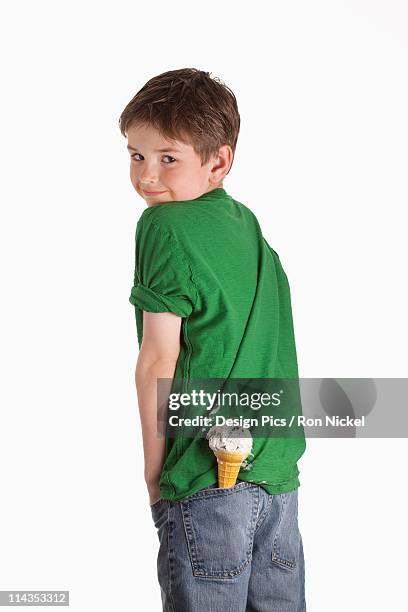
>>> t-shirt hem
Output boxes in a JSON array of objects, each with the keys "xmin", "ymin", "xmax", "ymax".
[{"xmin": 239, "ymin": 474, "xmax": 301, "ymax": 495}]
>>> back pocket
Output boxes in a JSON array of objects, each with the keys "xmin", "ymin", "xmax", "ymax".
[
  {"xmin": 180, "ymin": 481, "xmax": 258, "ymax": 579},
  {"xmin": 271, "ymin": 490, "xmax": 301, "ymax": 570}
]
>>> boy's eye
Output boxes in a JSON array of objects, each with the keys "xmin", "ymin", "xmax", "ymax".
[{"xmin": 131, "ymin": 153, "xmax": 176, "ymax": 164}]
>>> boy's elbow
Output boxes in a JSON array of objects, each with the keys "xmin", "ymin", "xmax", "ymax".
[{"xmin": 135, "ymin": 347, "xmax": 180, "ymax": 382}]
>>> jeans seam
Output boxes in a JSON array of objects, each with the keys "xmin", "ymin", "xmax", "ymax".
[
  {"xmin": 255, "ymin": 486, "xmax": 261, "ymax": 524},
  {"xmin": 167, "ymin": 504, "xmax": 176, "ymax": 612},
  {"xmin": 254, "ymin": 491, "xmax": 273, "ymax": 533},
  {"xmin": 272, "ymin": 493, "xmax": 285, "ymax": 565}
]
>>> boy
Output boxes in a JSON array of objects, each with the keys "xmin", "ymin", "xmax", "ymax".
[{"xmin": 119, "ymin": 68, "xmax": 307, "ymax": 611}]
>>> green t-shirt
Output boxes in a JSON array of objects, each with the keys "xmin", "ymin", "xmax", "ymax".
[{"xmin": 129, "ymin": 187, "xmax": 306, "ymax": 501}]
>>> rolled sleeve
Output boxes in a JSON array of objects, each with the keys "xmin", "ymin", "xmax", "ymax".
[
  {"xmin": 129, "ymin": 216, "xmax": 197, "ymax": 318},
  {"xmin": 129, "ymin": 283, "xmax": 194, "ymax": 317}
]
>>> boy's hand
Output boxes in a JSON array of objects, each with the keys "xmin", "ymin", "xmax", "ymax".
[{"xmin": 148, "ymin": 481, "xmax": 161, "ymax": 506}]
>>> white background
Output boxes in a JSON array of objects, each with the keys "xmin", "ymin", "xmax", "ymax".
[{"xmin": 0, "ymin": 1, "xmax": 407, "ymax": 610}]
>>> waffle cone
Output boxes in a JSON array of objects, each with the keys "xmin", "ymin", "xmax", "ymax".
[{"xmin": 215, "ymin": 449, "xmax": 250, "ymax": 488}]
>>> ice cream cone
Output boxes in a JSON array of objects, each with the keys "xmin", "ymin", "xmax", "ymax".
[{"xmin": 215, "ymin": 449, "xmax": 250, "ymax": 488}]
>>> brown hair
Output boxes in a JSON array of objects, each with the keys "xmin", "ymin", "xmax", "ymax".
[{"xmin": 118, "ymin": 68, "xmax": 240, "ymax": 172}]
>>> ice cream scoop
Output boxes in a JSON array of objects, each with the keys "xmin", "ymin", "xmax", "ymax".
[{"xmin": 206, "ymin": 425, "xmax": 253, "ymax": 488}]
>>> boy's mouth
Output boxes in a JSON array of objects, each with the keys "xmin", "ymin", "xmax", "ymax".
[{"xmin": 143, "ymin": 190, "xmax": 166, "ymax": 196}]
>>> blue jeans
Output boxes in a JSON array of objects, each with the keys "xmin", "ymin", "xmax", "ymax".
[{"xmin": 150, "ymin": 481, "xmax": 306, "ymax": 611}]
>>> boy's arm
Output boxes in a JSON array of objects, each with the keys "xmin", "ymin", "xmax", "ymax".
[{"xmin": 135, "ymin": 310, "xmax": 182, "ymax": 504}]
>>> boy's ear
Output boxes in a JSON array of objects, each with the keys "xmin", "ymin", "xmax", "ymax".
[
  {"xmin": 207, "ymin": 144, "xmax": 233, "ymax": 183},
  {"xmin": 139, "ymin": 311, "xmax": 182, "ymax": 364}
]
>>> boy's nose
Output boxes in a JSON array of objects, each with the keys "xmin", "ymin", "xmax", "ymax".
[
  {"xmin": 139, "ymin": 164, "xmax": 159, "ymax": 183},
  {"xmin": 140, "ymin": 173, "xmax": 159, "ymax": 182}
]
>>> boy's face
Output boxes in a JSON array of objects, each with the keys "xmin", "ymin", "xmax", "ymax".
[{"xmin": 126, "ymin": 123, "xmax": 227, "ymax": 207}]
